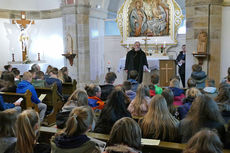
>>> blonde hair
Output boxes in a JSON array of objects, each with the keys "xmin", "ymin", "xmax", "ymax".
[
  {"xmin": 22, "ymin": 72, "xmax": 32, "ymax": 81},
  {"xmin": 132, "ymin": 84, "xmax": 150, "ymax": 116},
  {"xmin": 108, "ymin": 117, "xmax": 142, "ymax": 150},
  {"xmin": 0, "ymin": 109, "xmax": 17, "ymax": 137},
  {"xmin": 169, "ymin": 78, "xmax": 180, "ymax": 88},
  {"xmin": 65, "ymin": 89, "xmax": 88, "ymax": 106},
  {"xmin": 16, "ymin": 109, "xmax": 40, "ymax": 153},
  {"xmin": 58, "ymin": 70, "xmax": 64, "ymax": 83},
  {"xmin": 186, "ymin": 88, "xmax": 201, "ymax": 98},
  {"xmin": 140, "ymin": 95, "xmax": 179, "ymax": 141},
  {"xmin": 64, "ymin": 106, "xmax": 94, "ymax": 136},
  {"xmin": 183, "ymin": 129, "xmax": 223, "ymax": 153}
]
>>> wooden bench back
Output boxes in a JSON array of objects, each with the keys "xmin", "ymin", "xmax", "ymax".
[
  {"xmin": 39, "ymin": 126, "xmax": 230, "ymax": 153},
  {"xmin": 62, "ymin": 79, "xmax": 77, "ymax": 96},
  {"xmin": 0, "ymin": 90, "xmax": 38, "ymax": 111},
  {"xmin": 35, "ymin": 84, "xmax": 59, "ymax": 106}
]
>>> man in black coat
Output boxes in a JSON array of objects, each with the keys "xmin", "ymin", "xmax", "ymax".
[
  {"xmin": 125, "ymin": 41, "xmax": 148, "ymax": 83},
  {"xmin": 176, "ymin": 44, "xmax": 186, "ymax": 87}
]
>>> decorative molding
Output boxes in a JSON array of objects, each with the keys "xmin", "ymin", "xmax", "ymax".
[
  {"xmin": 223, "ymin": 0, "xmax": 230, "ymax": 6},
  {"xmin": 0, "ymin": 8, "xmax": 62, "ymax": 19}
]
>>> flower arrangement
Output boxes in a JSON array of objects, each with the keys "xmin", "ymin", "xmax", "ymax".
[{"xmin": 23, "ymin": 55, "xmax": 32, "ymax": 64}]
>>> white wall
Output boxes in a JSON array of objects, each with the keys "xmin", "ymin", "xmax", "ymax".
[
  {"xmin": 0, "ymin": 17, "xmax": 64, "ymax": 71},
  {"xmin": 221, "ymin": 6, "xmax": 230, "ymax": 80},
  {"xmin": 0, "ymin": 0, "xmax": 61, "ymax": 10}
]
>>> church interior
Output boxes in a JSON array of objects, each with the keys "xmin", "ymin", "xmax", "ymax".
[{"xmin": 1, "ymin": 0, "xmax": 230, "ymax": 153}]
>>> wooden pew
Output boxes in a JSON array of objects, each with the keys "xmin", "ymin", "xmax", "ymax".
[
  {"xmin": 62, "ymin": 79, "xmax": 77, "ymax": 96},
  {"xmin": 35, "ymin": 84, "xmax": 64, "ymax": 126},
  {"xmin": 0, "ymin": 90, "xmax": 38, "ymax": 111},
  {"xmin": 39, "ymin": 126, "xmax": 230, "ymax": 153}
]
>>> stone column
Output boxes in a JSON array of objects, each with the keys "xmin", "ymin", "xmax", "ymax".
[
  {"xmin": 61, "ymin": 0, "xmax": 91, "ymax": 88},
  {"xmin": 186, "ymin": 0, "xmax": 222, "ymax": 84}
]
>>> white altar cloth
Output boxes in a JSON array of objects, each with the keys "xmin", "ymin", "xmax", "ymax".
[
  {"xmin": 118, "ymin": 56, "xmax": 169, "ymax": 72},
  {"xmin": 9, "ymin": 61, "xmax": 49, "ymax": 74}
]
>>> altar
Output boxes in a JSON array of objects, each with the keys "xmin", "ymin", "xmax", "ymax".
[
  {"xmin": 8, "ymin": 61, "xmax": 49, "ymax": 75},
  {"xmin": 118, "ymin": 56, "xmax": 176, "ymax": 86}
]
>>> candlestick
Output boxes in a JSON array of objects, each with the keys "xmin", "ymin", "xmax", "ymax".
[
  {"xmin": 163, "ymin": 41, "xmax": 166, "ymax": 48},
  {"xmin": 12, "ymin": 53, "xmax": 15, "ymax": 62},
  {"xmin": 38, "ymin": 53, "xmax": 40, "ymax": 61}
]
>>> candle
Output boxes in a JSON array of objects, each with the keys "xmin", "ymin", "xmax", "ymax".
[
  {"xmin": 163, "ymin": 41, "xmax": 166, "ymax": 48},
  {"xmin": 155, "ymin": 38, "xmax": 158, "ymax": 45},
  {"xmin": 127, "ymin": 44, "xmax": 129, "ymax": 49}
]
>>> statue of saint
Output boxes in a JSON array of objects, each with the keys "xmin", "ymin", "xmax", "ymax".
[
  {"xmin": 129, "ymin": 0, "xmax": 148, "ymax": 37},
  {"xmin": 197, "ymin": 32, "xmax": 207, "ymax": 53}
]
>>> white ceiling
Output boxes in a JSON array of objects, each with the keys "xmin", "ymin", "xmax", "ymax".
[{"xmin": 0, "ymin": 0, "xmax": 61, "ymax": 10}]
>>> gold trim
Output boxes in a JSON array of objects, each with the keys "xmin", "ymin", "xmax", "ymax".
[{"xmin": 116, "ymin": 0, "xmax": 184, "ymax": 46}]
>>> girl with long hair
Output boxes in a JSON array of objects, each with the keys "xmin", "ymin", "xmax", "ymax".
[
  {"xmin": 56, "ymin": 89, "xmax": 89, "ymax": 129},
  {"xmin": 139, "ymin": 94, "xmax": 179, "ymax": 141},
  {"xmin": 94, "ymin": 88, "xmax": 131, "ymax": 134},
  {"xmin": 5, "ymin": 109, "xmax": 50, "ymax": 153},
  {"xmin": 51, "ymin": 106, "xmax": 100, "ymax": 153},
  {"xmin": 0, "ymin": 109, "xmax": 17, "ymax": 153},
  {"xmin": 60, "ymin": 67, "xmax": 72, "ymax": 83},
  {"xmin": 161, "ymin": 88, "xmax": 176, "ymax": 116},
  {"xmin": 104, "ymin": 117, "xmax": 142, "ymax": 153},
  {"xmin": 179, "ymin": 95, "xmax": 225, "ymax": 143},
  {"xmin": 183, "ymin": 129, "xmax": 223, "ymax": 153},
  {"xmin": 128, "ymin": 84, "xmax": 151, "ymax": 117}
]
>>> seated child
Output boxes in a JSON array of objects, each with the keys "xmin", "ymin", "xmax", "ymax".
[
  {"xmin": 0, "ymin": 80, "xmax": 21, "ymax": 113},
  {"xmin": 203, "ymin": 79, "xmax": 217, "ymax": 99},
  {"xmin": 85, "ymin": 84, "xmax": 104, "ymax": 110},
  {"xmin": 191, "ymin": 64, "xmax": 207, "ymax": 89},
  {"xmin": 128, "ymin": 70, "xmax": 139, "ymax": 92},
  {"xmin": 123, "ymin": 80, "xmax": 136, "ymax": 101},
  {"xmin": 32, "ymin": 71, "xmax": 46, "ymax": 87},
  {"xmin": 169, "ymin": 78, "xmax": 185, "ymax": 106},
  {"xmin": 12, "ymin": 69, "xmax": 20, "ymax": 86},
  {"xmin": 187, "ymin": 77, "xmax": 196, "ymax": 88},
  {"xmin": 149, "ymin": 73, "xmax": 162, "ymax": 97}
]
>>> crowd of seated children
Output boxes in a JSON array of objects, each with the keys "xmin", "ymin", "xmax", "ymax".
[
  {"xmin": 0, "ymin": 80, "xmax": 21, "ymax": 112},
  {"xmin": 56, "ymin": 89, "xmax": 88, "ymax": 129},
  {"xmin": 149, "ymin": 73, "xmax": 162, "ymax": 97},
  {"xmin": 16, "ymin": 72, "xmax": 47, "ymax": 121},
  {"xmin": 215, "ymin": 83, "xmax": 230, "ymax": 122},
  {"xmin": 128, "ymin": 84, "xmax": 151, "ymax": 117},
  {"xmin": 12, "ymin": 69, "xmax": 20, "ymax": 85},
  {"xmin": 190, "ymin": 64, "xmax": 207, "ymax": 89},
  {"xmin": 45, "ymin": 67, "xmax": 62, "ymax": 95},
  {"xmin": 32, "ymin": 71, "xmax": 46, "ymax": 87},
  {"xmin": 85, "ymin": 84, "xmax": 104, "ymax": 111},
  {"xmin": 5, "ymin": 109, "xmax": 51, "ymax": 153},
  {"xmin": 94, "ymin": 88, "xmax": 131, "ymax": 134},
  {"xmin": 161, "ymin": 88, "xmax": 177, "ymax": 117},
  {"xmin": 169, "ymin": 78, "xmax": 185, "ymax": 106},
  {"xmin": 179, "ymin": 95, "xmax": 225, "ymax": 143},
  {"xmin": 0, "ymin": 109, "xmax": 17, "ymax": 153},
  {"xmin": 60, "ymin": 67, "xmax": 72, "ymax": 83},
  {"xmin": 183, "ymin": 129, "xmax": 223, "ymax": 153},
  {"xmin": 187, "ymin": 77, "xmax": 196, "ymax": 88},
  {"xmin": 127, "ymin": 70, "xmax": 139, "ymax": 92},
  {"xmin": 100, "ymin": 72, "xmax": 117, "ymax": 101},
  {"xmin": 1, "ymin": 71, "xmax": 17, "ymax": 92},
  {"xmin": 177, "ymin": 88, "xmax": 201, "ymax": 120},
  {"xmin": 104, "ymin": 117, "xmax": 142, "ymax": 153},
  {"xmin": 139, "ymin": 95, "xmax": 179, "ymax": 141},
  {"xmin": 123, "ymin": 80, "xmax": 136, "ymax": 101},
  {"xmin": 203, "ymin": 79, "xmax": 218, "ymax": 99},
  {"xmin": 51, "ymin": 106, "xmax": 100, "ymax": 153}
]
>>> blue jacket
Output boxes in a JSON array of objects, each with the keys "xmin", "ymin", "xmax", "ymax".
[
  {"xmin": 16, "ymin": 80, "xmax": 40, "ymax": 104},
  {"xmin": 0, "ymin": 95, "xmax": 15, "ymax": 111},
  {"xmin": 46, "ymin": 78, "xmax": 62, "ymax": 94},
  {"xmin": 128, "ymin": 79, "xmax": 139, "ymax": 92},
  {"xmin": 169, "ymin": 87, "xmax": 184, "ymax": 96}
]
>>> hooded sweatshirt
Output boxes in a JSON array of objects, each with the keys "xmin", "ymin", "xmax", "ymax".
[
  {"xmin": 51, "ymin": 134, "xmax": 100, "ymax": 153},
  {"xmin": 16, "ymin": 80, "xmax": 40, "ymax": 104},
  {"xmin": 191, "ymin": 71, "xmax": 207, "ymax": 89}
]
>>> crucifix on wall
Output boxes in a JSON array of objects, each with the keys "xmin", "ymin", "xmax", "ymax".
[{"xmin": 12, "ymin": 11, "xmax": 35, "ymax": 62}]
